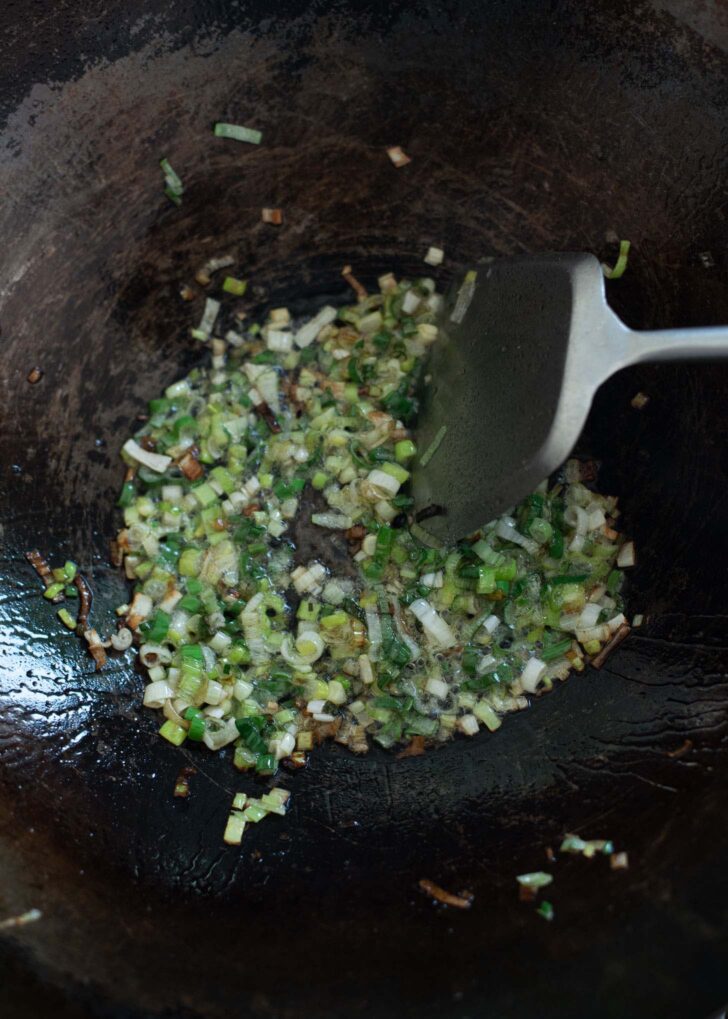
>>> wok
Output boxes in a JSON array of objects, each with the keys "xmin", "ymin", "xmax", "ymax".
[{"xmin": 1, "ymin": 1, "xmax": 727, "ymax": 1017}]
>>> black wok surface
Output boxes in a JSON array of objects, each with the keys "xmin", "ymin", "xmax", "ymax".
[{"xmin": 1, "ymin": 2, "xmax": 728, "ymax": 1016}]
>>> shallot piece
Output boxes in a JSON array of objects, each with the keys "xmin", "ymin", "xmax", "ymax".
[{"xmin": 419, "ymin": 878, "xmax": 473, "ymax": 909}]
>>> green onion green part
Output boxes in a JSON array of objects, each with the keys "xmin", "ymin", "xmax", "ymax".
[
  {"xmin": 222, "ymin": 276, "xmax": 247, "ymax": 296},
  {"xmin": 602, "ymin": 239, "xmax": 631, "ymax": 280},
  {"xmin": 536, "ymin": 900, "xmax": 554, "ymax": 921},
  {"xmin": 517, "ymin": 871, "xmax": 553, "ymax": 890},
  {"xmin": 160, "ymin": 157, "xmax": 184, "ymax": 205},
  {"xmin": 213, "ymin": 123, "xmax": 262, "ymax": 145},
  {"xmin": 57, "ymin": 607, "xmax": 77, "ymax": 630},
  {"xmin": 419, "ymin": 425, "xmax": 447, "ymax": 468}
]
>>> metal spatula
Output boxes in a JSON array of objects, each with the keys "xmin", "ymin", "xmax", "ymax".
[{"xmin": 412, "ymin": 252, "xmax": 728, "ymax": 544}]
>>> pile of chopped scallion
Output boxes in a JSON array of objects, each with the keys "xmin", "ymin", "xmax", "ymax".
[{"xmin": 113, "ymin": 268, "xmax": 634, "ymax": 774}]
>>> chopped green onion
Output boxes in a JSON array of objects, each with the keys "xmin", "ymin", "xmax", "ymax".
[
  {"xmin": 186, "ymin": 714, "xmax": 205, "ymax": 741},
  {"xmin": 234, "ymin": 746, "xmax": 257, "ymax": 771},
  {"xmin": 516, "ymin": 871, "xmax": 553, "ymax": 890},
  {"xmin": 113, "ymin": 266, "xmax": 629, "ymax": 779},
  {"xmin": 57, "ymin": 607, "xmax": 77, "ymax": 630},
  {"xmin": 529, "ymin": 518, "xmax": 553, "ymax": 544},
  {"xmin": 381, "ymin": 461, "xmax": 410, "ymax": 485},
  {"xmin": 213, "ymin": 122, "xmax": 262, "ymax": 145},
  {"xmin": 254, "ymin": 749, "xmax": 278, "ymax": 774},
  {"xmin": 602, "ymin": 239, "xmax": 631, "ymax": 280},
  {"xmin": 160, "ymin": 157, "xmax": 182, "ymax": 190},
  {"xmin": 560, "ymin": 834, "xmax": 614, "ymax": 858},
  {"xmin": 117, "ymin": 482, "xmax": 136, "ymax": 508},
  {"xmin": 548, "ymin": 529, "xmax": 564, "ymax": 559},
  {"xmin": 450, "ymin": 270, "xmax": 477, "ymax": 324},
  {"xmin": 223, "ymin": 276, "xmax": 247, "ymax": 296},
  {"xmin": 159, "ymin": 720, "xmax": 187, "ymax": 746},
  {"xmin": 140, "ymin": 610, "xmax": 170, "ymax": 643},
  {"xmin": 475, "ymin": 566, "xmax": 497, "ymax": 594},
  {"xmin": 193, "ymin": 483, "xmax": 218, "ymax": 507},
  {"xmin": 419, "ymin": 425, "xmax": 447, "ymax": 468},
  {"xmin": 178, "ymin": 549, "xmax": 202, "ymax": 577},
  {"xmin": 607, "ymin": 569, "xmax": 622, "ymax": 594},
  {"xmin": 160, "ymin": 157, "xmax": 184, "ymax": 205},
  {"xmin": 223, "ymin": 813, "xmax": 246, "ymax": 845},
  {"xmin": 242, "ymin": 801, "xmax": 268, "ymax": 822},
  {"xmin": 541, "ymin": 637, "xmax": 572, "ymax": 661},
  {"xmin": 536, "ymin": 900, "xmax": 554, "ymax": 921},
  {"xmin": 235, "ymin": 718, "xmax": 268, "ymax": 754},
  {"xmin": 550, "ymin": 574, "xmax": 588, "ymax": 585}
]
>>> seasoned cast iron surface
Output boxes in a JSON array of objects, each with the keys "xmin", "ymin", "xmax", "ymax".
[{"xmin": 1, "ymin": 1, "xmax": 728, "ymax": 1017}]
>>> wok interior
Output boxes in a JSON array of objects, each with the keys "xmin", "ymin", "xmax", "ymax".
[{"xmin": 1, "ymin": 3, "xmax": 728, "ymax": 1017}]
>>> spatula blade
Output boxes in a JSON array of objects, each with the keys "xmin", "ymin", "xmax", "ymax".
[{"xmin": 411, "ymin": 252, "xmax": 608, "ymax": 544}]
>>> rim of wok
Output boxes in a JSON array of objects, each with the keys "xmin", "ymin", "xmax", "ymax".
[{"xmin": 1, "ymin": 2, "xmax": 728, "ymax": 1017}]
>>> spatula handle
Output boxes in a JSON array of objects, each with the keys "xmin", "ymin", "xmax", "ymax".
[{"xmin": 624, "ymin": 325, "xmax": 728, "ymax": 365}]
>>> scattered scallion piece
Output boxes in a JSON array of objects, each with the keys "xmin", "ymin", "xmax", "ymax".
[
  {"xmin": 57, "ymin": 607, "xmax": 77, "ymax": 630},
  {"xmin": 602, "ymin": 239, "xmax": 631, "ymax": 280},
  {"xmin": 424, "ymin": 246, "xmax": 444, "ymax": 267},
  {"xmin": 419, "ymin": 425, "xmax": 447, "ymax": 468},
  {"xmin": 214, "ymin": 122, "xmax": 262, "ymax": 145},
  {"xmin": 223, "ymin": 813, "xmax": 246, "ymax": 845},
  {"xmin": 449, "ymin": 269, "xmax": 478, "ymax": 325},
  {"xmin": 536, "ymin": 900, "xmax": 554, "ymax": 921},
  {"xmin": 43, "ymin": 581, "xmax": 65, "ymax": 601},
  {"xmin": 223, "ymin": 276, "xmax": 247, "ymax": 296},
  {"xmin": 0, "ymin": 908, "xmax": 42, "ymax": 931},
  {"xmin": 159, "ymin": 720, "xmax": 187, "ymax": 746},
  {"xmin": 243, "ymin": 801, "xmax": 268, "ymax": 823},
  {"xmin": 160, "ymin": 157, "xmax": 184, "ymax": 205},
  {"xmin": 517, "ymin": 872, "xmax": 553, "ymax": 890},
  {"xmin": 386, "ymin": 145, "xmax": 411, "ymax": 167},
  {"xmin": 560, "ymin": 834, "xmax": 614, "ymax": 858}
]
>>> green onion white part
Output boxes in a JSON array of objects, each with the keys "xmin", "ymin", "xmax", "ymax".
[
  {"xmin": 0, "ymin": 908, "xmax": 43, "ymax": 931},
  {"xmin": 190, "ymin": 298, "xmax": 220, "ymax": 341},
  {"xmin": 517, "ymin": 871, "xmax": 553, "ymax": 890},
  {"xmin": 424, "ymin": 246, "xmax": 444, "ymax": 267},
  {"xmin": 450, "ymin": 269, "xmax": 477, "ymax": 324},
  {"xmin": 560, "ymin": 834, "xmax": 614, "ymax": 858},
  {"xmin": 386, "ymin": 146, "xmax": 411, "ymax": 167},
  {"xmin": 114, "ymin": 270, "xmax": 633, "ymax": 772}
]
